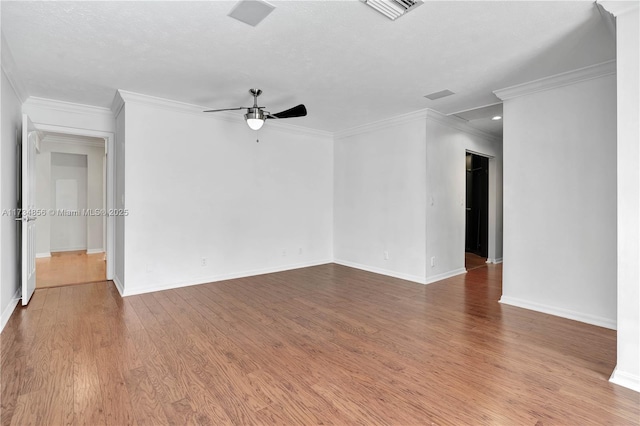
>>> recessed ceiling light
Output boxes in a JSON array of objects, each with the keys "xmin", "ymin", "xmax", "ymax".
[{"xmin": 491, "ymin": 115, "xmax": 502, "ymax": 121}]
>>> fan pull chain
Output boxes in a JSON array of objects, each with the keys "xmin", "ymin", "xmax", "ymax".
[{"xmin": 256, "ymin": 129, "xmax": 260, "ymax": 143}]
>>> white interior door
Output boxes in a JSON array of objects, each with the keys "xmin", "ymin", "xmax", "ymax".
[{"xmin": 21, "ymin": 114, "xmax": 38, "ymax": 305}]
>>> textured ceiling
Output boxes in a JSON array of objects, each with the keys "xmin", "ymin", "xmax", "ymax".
[{"xmin": 1, "ymin": 1, "xmax": 615, "ymax": 135}]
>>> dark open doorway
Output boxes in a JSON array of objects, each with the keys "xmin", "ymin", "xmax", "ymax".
[{"xmin": 465, "ymin": 152, "xmax": 489, "ymax": 264}]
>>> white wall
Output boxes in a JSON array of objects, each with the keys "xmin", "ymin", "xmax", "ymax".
[
  {"xmin": 50, "ymin": 153, "xmax": 88, "ymax": 251},
  {"xmin": 35, "ymin": 151, "xmax": 51, "ymax": 256},
  {"xmin": 114, "ymin": 105, "xmax": 125, "ymax": 291},
  {"xmin": 334, "ymin": 113, "xmax": 428, "ymax": 283},
  {"xmin": 86, "ymin": 145, "xmax": 104, "ymax": 253},
  {"xmin": 602, "ymin": 1, "xmax": 640, "ymax": 392},
  {"xmin": 498, "ymin": 71, "xmax": 617, "ymax": 329},
  {"xmin": 117, "ymin": 93, "xmax": 333, "ymax": 295},
  {"xmin": 425, "ymin": 112, "xmax": 503, "ymax": 282},
  {"xmin": 0, "ymin": 69, "xmax": 23, "ymax": 330},
  {"xmin": 35, "ymin": 138, "xmax": 105, "ymax": 256},
  {"xmin": 334, "ymin": 110, "xmax": 502, "ymax": 284}
]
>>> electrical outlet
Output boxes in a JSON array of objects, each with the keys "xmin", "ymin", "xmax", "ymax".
[
  {"xmin": 201, "ymin": 257, "xmax": 207, "ymax": 267},
  {"xmin": 298, "ymin": 248, "xmax": 303, "ymax": 255},
  {"xmin": 431, "ymin": 256, "xmax": 436, "ymax": 267},
  {"xmin": 384, "ymin": 251, "xmax": 389, "ymax": 260},
  {"xmin": 282, "ymin": 250, "xmax": 287, "ymax": 257}
]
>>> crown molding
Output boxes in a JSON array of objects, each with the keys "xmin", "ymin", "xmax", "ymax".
[
  {"xmin": 24, "ymin": 96, "xmax": 113, "ymax": 118},
  {"xmin": 115, "ymin": 90, "xmax": 332, "ymax": 139},
  {"xmin": 333, "ymin": 107, "xmax": 499, "ymax": 142},
  {"xmin": 426, "ymin": 109, "xmax": 501, "ymax": 144},
  {"xmin": 266, "ymin": 119, "xmax": 333, "ymax": 139},
  {"xmin": 111, "ymin": 91, "xmax": 125, "ymax": 117},
  {"xmin": 598, "ymin": 1, "xmax": 639, "ymax": 17},
  {"xmin": 1, "ymin": 34, "xmax": 28, "ymax": 102},
  {"xmin": 494, "ymin": 60, "xmax": 616, "ymax": 101},
  {"xmin": 334, "ymin": 109, "xmax": 430, "ymax": 140},
  {"xmin": 116, "ymin": 89, "xmax": 205, "ymax": 116}
]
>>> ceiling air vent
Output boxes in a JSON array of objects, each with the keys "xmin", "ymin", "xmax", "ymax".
[
  {"xmin": 361, "ymin": 0, "xmax": 424, "ymax": 21},
  {"xmin": 424, "ymin": 89, "xmax": 455, "ymax": 101},
  {"xmin": 228, "ymin": 0, "xmax": 275, "ymax": 27}
]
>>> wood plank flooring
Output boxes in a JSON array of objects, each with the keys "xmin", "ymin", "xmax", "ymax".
[
  {"xmin": 465, "ymin": 252, "xmax": 487, "ymax": 270},
  {"xmin": 1, "ymin": 263, "xmax": 638, "ymax": 425},
  {"xmin": 36, "ymin": 251, "xmax": 106, "ymax": 288}
]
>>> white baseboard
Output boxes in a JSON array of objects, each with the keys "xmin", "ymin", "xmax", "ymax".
[
  {"xmin": 499, "ymin": 295, "xmax": 617, "ymax": 330},
  {"xmin": 51, "ymin": 246, "xmax": 88, "ymax": 253},
  {"xmin": 1, "ymin": 288, "xmax": 21, "ymax": 333},
  {"xmin": 426, "ymin": 267, "xmax": 467, "ymax": 284},
  {"xmin": 333, "ymin": 259, "xmax": 427, "ymax": 284},
  {"xmin": 486, "ymin": 257, "xmax": 503, "ymax": 264},
  {"xmin": 122, "ymin": 259, "xmax": 333, "ymax": 297},
  {"xmin": 36, "ymin": 252, "xmax": 51, "ymax": 258},
  {"xmin": 87, "ymin": 249, "xmax": 105, "ymax": 255},
  {"xmin": 113, "ymin": 275, "xmax": 124, "ymax": 296},
  {"xmin": 610, "ymin": 366, "xmax": 640, "ymax": 393}
]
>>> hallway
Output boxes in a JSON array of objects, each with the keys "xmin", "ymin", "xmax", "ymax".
[{"xmin": 36, "ymin": 251, "xmax": 106, "ymax": 288}]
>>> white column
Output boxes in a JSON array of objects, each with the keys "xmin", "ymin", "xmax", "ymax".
[{"xmin": 601, "ymin": 0, "xmax": 640, "ymax": 393}]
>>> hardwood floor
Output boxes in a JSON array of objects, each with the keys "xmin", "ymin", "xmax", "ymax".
[
  {"xmin": 465, "ymin": 251, "xmax": 487, "ymax": 270},
  {"xmin": 36, "ymin": 251, "xmax": 106, "ymax": 288},
  {"xmin": 1, "ymin": 263, "xmax": 638, "ymax": 425}
]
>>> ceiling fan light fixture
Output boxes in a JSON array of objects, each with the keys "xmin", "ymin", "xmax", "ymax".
[
  {"xmin": 204, "ymin": 89, "xmax": 306, "ymax": 132},
  {"xmin": 245, "ymin": 109, "xmax": 265, "ymax": 130},
  {"xmin": 246, "ymin": 118, "xmax": 264, "ymax": 131}
]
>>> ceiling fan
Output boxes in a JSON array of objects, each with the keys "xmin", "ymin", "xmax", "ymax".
[{"xmin": 204, "ymin": 89, "xmax": 307, "ymax": 131}]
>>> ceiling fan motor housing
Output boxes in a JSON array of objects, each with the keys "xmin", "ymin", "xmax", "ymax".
[{"xmin": 245, "ymin": 108, "xmax": 265, "ymax": 121}]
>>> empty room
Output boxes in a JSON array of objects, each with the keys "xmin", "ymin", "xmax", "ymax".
[{"xmin": 1, "ymin": 1, "xmax": 638, "ymax": 424}]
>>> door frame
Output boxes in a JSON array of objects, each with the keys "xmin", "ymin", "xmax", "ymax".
[
  {"xmin": 32, "ymin": 123, "xmax": 115, "ymax": 280},
  {"xmin": 21, "ymin": 114, "xmax": 39, "ymax": 305},
  {"xmin": 465, "ymin": 149, "xmax": 499, "ymax": 264},
  {"xmin": 465, "ymin": 152, "xmax": 489, "ymax": 257}
]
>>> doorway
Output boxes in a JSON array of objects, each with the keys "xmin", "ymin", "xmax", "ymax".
[
  {"xmin": 465, "ymin": 152, "xmax": 489, "ymax": 269},
  {"xmin": 34, "ymin": 133, "xmax": 108, "ymax": 288}
]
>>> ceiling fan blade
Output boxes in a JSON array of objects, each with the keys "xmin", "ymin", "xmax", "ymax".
[
  {"xmin": 203, "ymin": 107, "xmax": 246, "ymax": 113},
  {"xmin": 267, "ymin": 104, "xmax": 307, "ymax": 119}
]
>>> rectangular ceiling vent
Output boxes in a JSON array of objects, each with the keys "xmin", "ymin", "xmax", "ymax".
[
  {"xmin": 361, "ymin": 0, "xmax": 424, "ymax": 21},
  {"xmin": 424, "ymin": 89, "xmax": 455, "ymax": 101},
  {"xmin": 228, "ymin": 0, "xmax": 275, "ymax": 27}
]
